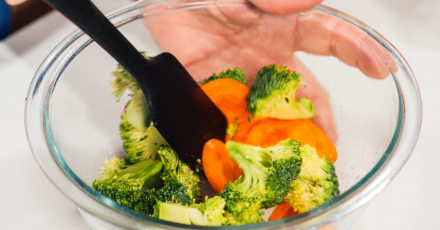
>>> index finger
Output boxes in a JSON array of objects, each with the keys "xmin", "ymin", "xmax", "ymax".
[{"xmin": 293, "ymin": 9, "xmax": 398, "ymax": 79}]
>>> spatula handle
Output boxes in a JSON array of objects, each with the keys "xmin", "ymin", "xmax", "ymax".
[{"xmin": 43, "ymin": 0, "xmax": 147, "ymax": 79}]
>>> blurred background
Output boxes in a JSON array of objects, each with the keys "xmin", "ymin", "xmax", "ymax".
[
  {"xmin": 0, "ymin": 0, "xmax": 438, "ymax": 229},
  {"xmin": 0, "ymin": 0, "xmax": 51, "ymax": 40}
]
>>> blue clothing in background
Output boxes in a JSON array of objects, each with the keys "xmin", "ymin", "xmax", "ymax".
[{"xmin": 0, "ymin": 0, "xmax": 11, "ymax": 40}]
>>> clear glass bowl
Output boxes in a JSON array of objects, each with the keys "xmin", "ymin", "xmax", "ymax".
[{"xmin": 25, "ymin": 1, "xmax": 422, "ymax": 229}]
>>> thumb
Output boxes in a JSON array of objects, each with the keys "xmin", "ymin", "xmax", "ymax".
[{"xmin": 248, "ymin": 0, "xmax": 324, "ymax": 15}]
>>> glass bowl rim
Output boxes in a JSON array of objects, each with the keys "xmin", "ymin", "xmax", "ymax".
[{"xmin": 25, "ymin": 0, "xmax": 422, "ymax": 229}]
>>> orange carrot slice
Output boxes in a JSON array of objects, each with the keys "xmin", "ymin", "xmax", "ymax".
[
  {"xmin": 201, "ymin": 78, "xmax": 250, "ymax": 124},
  {"xmin": 268, "ymin": 202, "xmax": 298, "ymax": 221},
  {"xmin": 232, "ymin": 118, "xmax": 255, "ymax": 142},
  {"xmin": 224, "ymin": 113, "xmax": 262, "ymax": 143},
  {"xmin": 245, "ymin": 118, "xmax": 337, "ymax": 163},
  {"xmin": 202, "ymin": 139, "xmax": 242, "ymax": 194}
]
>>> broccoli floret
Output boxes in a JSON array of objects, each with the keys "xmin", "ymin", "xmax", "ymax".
[
  {"xmin": 120, "ymin": 90, "xmax": 168, "ymax": 164},
  {"xmin": 198, "ymin": 196, "xmax": 228, "ymax": 226},
  {"xmin": 111, "ymin": 52, "xmax": 167, "ymax": 165},
  {"xmin": 219, "ymin": 139, "xmax": 302, "ymax": 224},
  {"xmin": 221, "ymin": 196, "xmax": 263, "ymax": 225},
  {"xmin": 154, "ymin": 202, "xmax": 205, "ymax": 225},
  {"xmin": 134, "ymin": 145, "xmax": 202, "ymax": 215},
  {"xmin": 123, "ymin": 90, "xmax": 151, "ymax": 132},
  {"xmin": 204, "ymin": 68, "xmax": 247, "ymax": 85},
  {"xmin": 247, "ymin": 64, "xmax": 315, "ymax": 121},
  {"xmin": 110, "ymin": 51, "xmax": 148, "ymax": 100},
  {"xmin": 92, "ymin": 158, "xmax": 164, "ymax": 209},
  {"xmin": 157, "ymin": 145, "xmax": 202, "ymax": 202},
  {"xmin": 97, "ymin": 157, "xmax": 126, "ymax": 180},
  {"xmin": 226, "ymin": 121, "xmax": 239, "ymax": 139},
  {"xmin": 120, "ymin": 119, "xmax": 169, "ymax": 164},
  {"xmin": 94, "ymin": 145, "xmax": 202, "ymax": 216},
  {"xmin": 154, "ymin": 196, "xmax": 228, "ymax": 226},
  {"xmin": 285, "ymin": 145, "xmax": 340, "ymax": 213}
]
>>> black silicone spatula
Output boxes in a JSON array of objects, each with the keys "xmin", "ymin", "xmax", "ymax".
[{"xmin": 43, "ymin": 0, "xmax": 227, "ymax": 174}]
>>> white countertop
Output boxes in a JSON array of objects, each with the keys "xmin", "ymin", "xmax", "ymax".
[{"xmin": 1, "ymin": 0, "xmax": 438, "ymax": 229}]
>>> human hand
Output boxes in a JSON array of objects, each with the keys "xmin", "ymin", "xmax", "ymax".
[{"xmin": 142, "ymin": 0, "xmax": 397, "ymax": 143}]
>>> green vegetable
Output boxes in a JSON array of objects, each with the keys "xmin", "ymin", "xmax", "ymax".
[
  {"xmin": 120, "ymin": 113, "xmax": 168, "ymax": 164},
  {"xmin": 154, "ymin": 202, "xmax": 205, "ymax": 225},
  {"xmin": 110, "ymin": 51, "xmax": 148, "ymax": 101},
  {"xmin": 93, "ymin": 144, "xmax": 202, "ymax": 216},
  {"xmin": 101, "ymin": 52, "xmax": 203, "ymax": 217},
  {"xmin": 204, "ymin": 68, "xmax": 247, "ymax": 85},
  {"xmin": 134, "ymin": 145, "xmax": 202, "ymax": 215},
  {"xmin": 154, "ymin": 196, "xmax": 228, "ymax": 226},
  {"xmin": 111, "ymin": 52, "xmax": 167, "ymax": 164},
  {"xmin": 92, "ymin": 158, "xmax": 164, "ymax": 210},
  {"xmin": 285, "ymin": 145, "xmax": 340, "ymax": 213},
  {"xmin": 123, "ymin": 90, "xmax": 150, "ymax": 132},
  {"xmin": 247, "ymin": 64, "xmax": 315, "ymax": 120},
  {"xmin": 226, "ymin": 121, "xmax": 239, "ymax": 139},
  {"xmin": 157, "ymin": 144, "xmax": 202, "ymax": 202},
  {"xmin": 219, "ymin": 139, "xmax": 302, "ymax": 224},
  {"xmin": 198, "ymin": 196, "xmax": 228, "ymax": 226}
]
